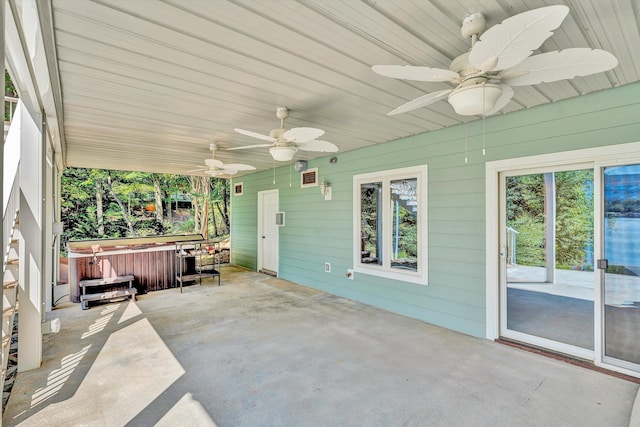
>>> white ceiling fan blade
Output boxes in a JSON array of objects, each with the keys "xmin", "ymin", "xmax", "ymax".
[
  {"xmin": 234, "ymin": 128, "xmax": 277, "ymax": 143},
  {"xmin": 482, "ymin": 84, "xmax": 514, "ymax": 116},
  {"xmin": 204, "ymin": 158, "xmax": 224, "ymax": 168},
  {"xmin": 388, "ymin": 88, "xmax": 453, "ymax": 116},
  {"xmin": 372, "ymin": 65, "xmax": 459, "ymax": 82},
  {"xmin": 223, "ymin": 163, "xmax": 256, "ymax": 171},
  {"xmin": 227, "ymin": 143, "xmax": 273, "ymax": 151},
  {"xmin": 469, "ymin": 5, "xmax": 569, "ymax": 72},
  {"xmin": 500, "ymin": 48, "xmax": 618, "ymax": 86},
  {"xmin": 221, "ymin": 169, "xmax": 239, "ymax": 175},
  {"xmin": 283, "ymin": 127, "xmax": 325, "ymax": 143},
  {"xmin": 295, "ymin": 140, "xmax": 339, "ymax": 152}
]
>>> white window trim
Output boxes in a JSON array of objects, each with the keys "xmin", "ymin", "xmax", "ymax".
[{"xmin": 353, "ymin": 164, "xmax": 428, "ymax": 285}]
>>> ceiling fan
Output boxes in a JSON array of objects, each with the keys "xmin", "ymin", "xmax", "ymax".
[
  {"xmin": 230, "ymin": 106, "xmax": 339, "ymax": 161},
  {"xmin": 372, "ymin": 5, "xmax": 618, "ymax": 117},
  {"xmin": 188, "ymin": 143, "xmax": 256, "ymax": 176}
]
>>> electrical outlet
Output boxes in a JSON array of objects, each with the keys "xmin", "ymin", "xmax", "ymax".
[
  {"xmin": 346, "ymin": 269, "xmax": 354, "ymax": 280},
  {"xmin": 325, "ymin": 262, "xmax": 331, "ymax": 273}
]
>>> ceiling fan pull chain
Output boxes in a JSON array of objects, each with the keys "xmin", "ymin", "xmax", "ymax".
[
  {"xmin": 273, "ymin": 158, "xmax": 276, "ymax": 185},
  {"xmin": 289, "ymin": 160, "xmax": 292, "ymax": 187},
  {"xmin": 464, "ymin": 122, "xmax": 468, "ymax": 164},
  {"xmin": 483, "ymin": 116, "xmax": 486, "ymax": 156},
  {"xmin": 482, "ymin": 83, "xmax": 486, "ymax": 156}
]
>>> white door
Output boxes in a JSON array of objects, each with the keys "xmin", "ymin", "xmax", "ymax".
[{"xmin": 258, "ymin": 189, "xmax": 279, "ymax": 275}]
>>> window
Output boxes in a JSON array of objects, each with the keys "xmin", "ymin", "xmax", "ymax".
[{"xmin": 353, "ymin": 165, "xmax": 428, "ymax": 284}]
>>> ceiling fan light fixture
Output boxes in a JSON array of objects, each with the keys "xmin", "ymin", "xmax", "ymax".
[
  {"xmin": 448, "ymin": 83, "xmax": 502, "ymax": 116},
  {"xmin": 270, "ymin": 146, "xmax": 297, "ymax": 162}
]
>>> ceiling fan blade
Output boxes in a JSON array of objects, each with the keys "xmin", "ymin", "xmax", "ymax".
[
  {"xmin": 227, "ymin": 143, "xmax": 273, "ymax": 151},
  {"xmin": 482, "ymin": 84, "xmax": 514, "ymax": 116},
  {"xmin": 221, "ymin": 169, "xmax": 239, "ymax": 175},
  {"xmin": 387, "ymin": 88, "xmax": 453, "ymax": 116},
  {"xmin": 500, "ymin": 48, "xmax": 618, "ymax": 86},
  {"xmin": 234, "ymin": 128, "xmax": 277, "ymax": 143},
  {"xmin": 469, "ymin": 5, "xmax": 569, "ymax": 72},
  {"xmin": 186, "ymin": 167, "xmax": 208, "ymax": 172},
  {"xmin": 372, "ymin": 65, "xmax": 459, "ymax": 82},
  {"xmin": 204, "ymin": 158, "xmax": 224, "ymax": 168},
  {"xmin": 283, "ymin": 127, "xmax": 325, "ymax": 143},
  {"xmin": 295, "ymin": 140, "xmax": 339, "ymax": 152},
  {"xmin": 223, "ymin": 163, "xmax": 256, "ymax": 171}
]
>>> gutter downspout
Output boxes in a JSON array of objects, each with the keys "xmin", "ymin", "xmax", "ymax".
[
  {"xmin": 41, "ymin": 112, "xmax": 60, "ymax": 334},
  {"xmin": 41, "ymin": 111, "xmax": 47, "ymax": 322}
]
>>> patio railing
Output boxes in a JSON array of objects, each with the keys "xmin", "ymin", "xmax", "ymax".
[{"xmin": 506, "ymin": 226, "xmax": 519, "ymax": 265}]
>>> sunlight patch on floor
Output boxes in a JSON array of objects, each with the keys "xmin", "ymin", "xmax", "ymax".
[
  {"xmin": 156, "ymin": 392, "xmax": 218, "ymax": 427},
  {"xmin": 13, "ymin": 308, "xmax": 187, "ymax": 425},
  {"xmin": 72, "ymin": 317, "xmax": 186, "ymax": 425},
  {"xmin": 81, "ymin": 303, "xmax": 120, "ymax": 339},
  {"xmin": 29, "ymin": 345, "xmax": 92, "ymax": 408},
  {"xmin": 118, "ymin": 300, "xmax": 142, "ymax": 324}
]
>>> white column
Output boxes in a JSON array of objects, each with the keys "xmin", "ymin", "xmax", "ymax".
[
  {"xmin": 1, "ymin": 0, "xmax": 5, "ymax": 330},
  {"xmin": 544, "ymin": 172, "xmax": 556, "ymax": 283},
  {"xmin": 18, "ymin": 102, "xmax": 44, "ymax": 371}
]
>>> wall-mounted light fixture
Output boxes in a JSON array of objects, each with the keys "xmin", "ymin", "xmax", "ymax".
[{"xmin": 319, "ymin": 180, "xmax": 332, "ymax": 201}]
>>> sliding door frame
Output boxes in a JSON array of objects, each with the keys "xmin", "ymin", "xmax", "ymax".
[{"xmin": 486, "ymin": 140, "xmax": 640, "ymax": 378}]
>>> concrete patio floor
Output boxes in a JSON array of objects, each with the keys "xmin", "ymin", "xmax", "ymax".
[{"xmin": 3, "ymin": 266, "xmax": 639, "ymax": 426}]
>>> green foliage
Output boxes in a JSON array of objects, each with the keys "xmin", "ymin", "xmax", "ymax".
[
  {"xmin": 506, "ymin": 174, "xmax": 545, "ymax": 267},
  {"xmin": 506, "ymin": 170, "xmax": 594, "ymax": 270},
  {"xmin": 360, "ymin": 184, "xmax": 381, "ymax": 257},
  {"xmin": 61, "ymin": 168, "xmax": 230, "ymax": 246},
  {"xmin": 393, "ymin": 204, "xmax": 417, "ymax": 260},
  {"xmin": 510, "ymin": 214, "xmax": 545, "ymax": 266},
  {"xmin": 555, "ymin": 170, "xmax": 593, "ymax": 269},
  {"xmin": 5, "ymin": 70, "xmax": 18, "ymax": 122}
]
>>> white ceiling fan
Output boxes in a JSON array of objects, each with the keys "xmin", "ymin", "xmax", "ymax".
[
  {"xmin": 188, "ymin": 143, "xmax": 256, "ymax": 176},
  {"xmin": 230, "ymin": 107, "xmax": 339, "ymax": 161},
  {"xmin": 372, "ymin": 5, "xmax": 618, "ymax": 117}
]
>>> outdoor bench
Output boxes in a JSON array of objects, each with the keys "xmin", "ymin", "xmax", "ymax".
[{"xmin": 79, "ymin": 274, "xmax": 137, "ymax": 310}]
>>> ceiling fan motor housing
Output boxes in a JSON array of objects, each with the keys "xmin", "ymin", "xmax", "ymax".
[{"xmin": 270, "ymin": 128, "xmax": 287, "ymax": 139}]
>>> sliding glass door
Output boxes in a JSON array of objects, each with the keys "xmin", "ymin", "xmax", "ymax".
[
  {"xmin": 602, "ymin": 164, "xmax": 640, "ymax": 369},
  {"xmin": 501, "ymin": 167, "xmax": 595, "ymax": 356}
]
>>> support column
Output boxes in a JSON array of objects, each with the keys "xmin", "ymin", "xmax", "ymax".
[
  {"xmin": 544, "ymin": 172, "xmax": 556, "ymax": 283},
  {"xmin": 18, "ymin": 101, "xmax": 44, "ymax": 371}
]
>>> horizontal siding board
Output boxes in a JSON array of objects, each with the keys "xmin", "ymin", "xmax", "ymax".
[{"xmin": 232, "ymin": 83, "xmax": 640, "ymax": 338}]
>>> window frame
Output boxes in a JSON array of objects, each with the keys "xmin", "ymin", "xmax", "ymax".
[{"xmin": 353, "ymin": 164, "xmax": 428, "ymax": 285}]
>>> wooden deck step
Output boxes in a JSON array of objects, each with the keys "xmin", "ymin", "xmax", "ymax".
[
  {"xmin": 2, "ymin": 335, "xmax": 10, "ymax": 349},
  {"xmin": 10, "ymin": 238, "xmax": 18, "ymax": 245},
  {"xmin": 3, "ymin": 280, "xmax": 18, "ymax": 290},
  {"xmin": 6, "ymin": 258, "xmax": 19, "ymax": 266},
  {"xmin": 2, "ymin": 307, "xmax": 15, "ymax": 318}
]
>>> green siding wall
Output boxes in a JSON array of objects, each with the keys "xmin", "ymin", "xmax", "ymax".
[{"xmin": 231, "ymin": 82, "xmax": 640, "ymax": 338}]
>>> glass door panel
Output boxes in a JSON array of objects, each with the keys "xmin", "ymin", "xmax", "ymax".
[
  {"xmin": 603, "ymin": 165, "xmax": 640, "ymax": 366},
  {"xmin": 504, "ymin": 169, "xmax": 594, "ymax": 350}
]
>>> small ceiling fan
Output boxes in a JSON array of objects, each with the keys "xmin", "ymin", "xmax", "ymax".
[
  {"xmin": 230, "ymin": 107, "xmax": 339, "ymax": 161},
  {"xmin": 372, "ymin": 5, "xmax": 618, "ymax": 117},
  {"xmin": 188, "ymin": 143, "xmax": 256, "ymax": 176}
]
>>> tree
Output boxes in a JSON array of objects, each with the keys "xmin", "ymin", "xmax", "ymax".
[
  {"xmin": 61, "ymin": 168, "xmax": 231, "ymax": 245},
  {"xmin": 506, "ymin": 170, "xmax": 593, "ymax": 270}
]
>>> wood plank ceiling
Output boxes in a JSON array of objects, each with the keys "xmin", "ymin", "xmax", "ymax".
[{"xmin": 47, "ymin": 0, "xmax": 640, "ymax": 176}]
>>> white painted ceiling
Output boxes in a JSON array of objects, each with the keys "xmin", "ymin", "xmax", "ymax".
[{"xmin": 45, "ymin": 0, "xmax": 640, "ymax": 176}]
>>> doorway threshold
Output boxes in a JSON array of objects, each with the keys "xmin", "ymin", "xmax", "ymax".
[
  {"xmin": 259, "ymin": 269, "xmax": 277, "ymax": 277},
  {"xmin": 496, "ymin": 338, "xmax": 640, "ymax": 384}
]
